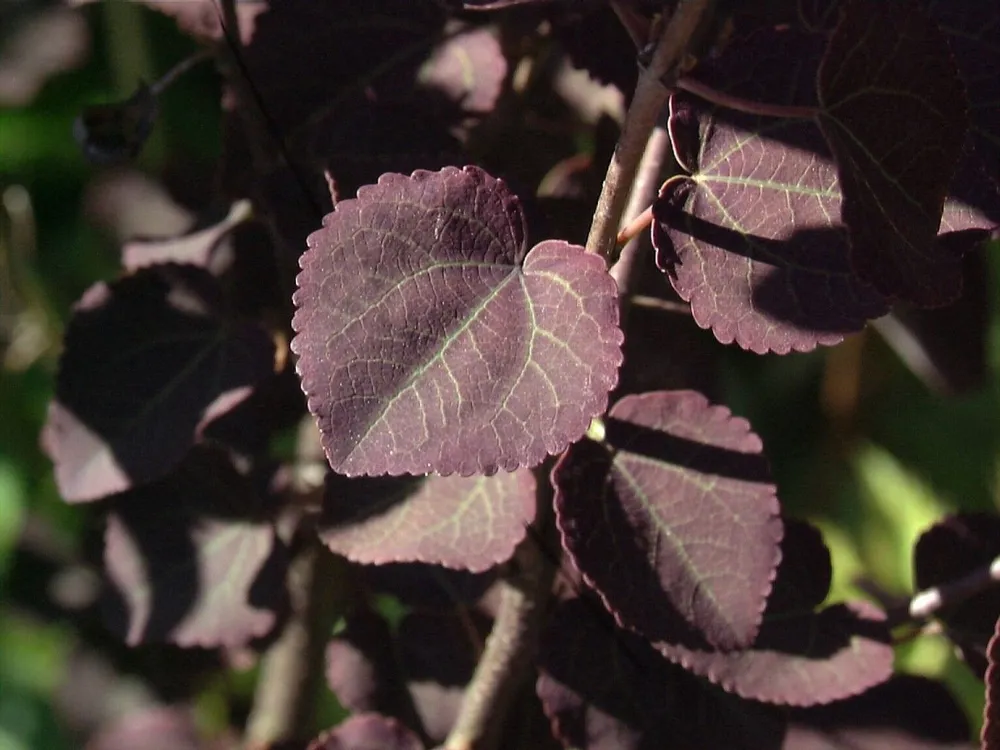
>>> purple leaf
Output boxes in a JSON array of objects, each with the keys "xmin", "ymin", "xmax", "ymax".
[
  {"xmin": 656, "ymin": 30, "xmax": 889, "ymax": 354},
  {"xmin": 652, "ymin": 523, "xmax": 893, "ymax": 706},
  {"xmin": 657, "ymin": 601, "xmax": 893, "ymax": 706},
  {"xmin": 102, "ymin": 448, "xmax": 287, "ymax": 648},
  {"xmin": 817, "ymin": 0, "xmax": 970, "ymax": 306},
  {"xmin": 359, "ymin": 562, "xmax": 496, "ymax": 611},
  {"xmin": 924, "ymin": 0, "xmax": 1000, "ymax": 189},
  {"xmin": 292, "ymin": 166, "xmax": 622, "ymax": 476},
  {"xmin": 120, "ymin": 202, "xmax": 250, "ymax": 272},
  {"xmin": 553, "ymin": 390, "xmax": 783, "ymax": 651},
  {"xmin": 325, "ymin": 607, "xmax": 415, "ymax": 722},
  {"xmin": 308, "ymin": 714, "xmax": 424, "ymax": 750},
  {"xmin": 416, "ymin": 26, "xmax": 505, "ymax": 115},
  {"xmin": 985, "ymin": 615, "xmax": 1000, "ymax": 750},
  {"xmin": 41, "ymin": 265, "xmax": 275, "ymax": 502},
  {"xmin": 913, "ymin": 512, "xmax": 1000, "ymax": 676},
  {"xmin": 536, "ymin": 597, "xmax": 787, "ymax": 750},
  {"xmin": 786, "ymin": 675, "xmax": 972, "ymax": 750},
  {"xmin": 320, "ymin": 470, "xmax": 535, "ymax": 572},
  {"xmin": 86, "ymin": 706, "xmax": 210, "ymax": 750}
]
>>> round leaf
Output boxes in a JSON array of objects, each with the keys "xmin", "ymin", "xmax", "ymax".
[{"xmin": 553, "ymin": 390, "xmax": 783, "ymax": 651}]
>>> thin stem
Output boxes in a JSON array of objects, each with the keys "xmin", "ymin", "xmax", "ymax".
[
  {"xmin": 629, "ymin": 294, "xmax": 691, "ymax": 315},
  {"xmin": 149, "ymin": 48, "xmax": 213, "ymax": 97},
  {"xmin": 585, "ymin": 0, "xmax": 716, "ymax": 260},
  {"xmin": 886, "ymin": 553, "xmax": 1000, "ymax": 628},
  {"xmin": 441, "ymin": 473, "xmax": 556, "ymax": 750},
  {"xmin": 610, "ymin": 125, "xmax": 671, "ymax": 315},
  {"xmin": 609, "ymin": 0, "xmax": 651, "ymax": 50},
  {"xmin": 244, "ymin": 542, "xmax": 347, "ymax": 749},
  {"xmin": 675, "ymin": 75, "xmax": 818, "ymax": 120}
]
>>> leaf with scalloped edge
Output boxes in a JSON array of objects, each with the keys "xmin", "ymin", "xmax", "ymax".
[
  {"xmin": 292, "ymin": 166, "xmax": 622, "ymax": 476},
  {"xmin": 655, "ymin": 29, "xmax": 889, "ymax": 355},
  {"xmin": 102, "ymin": 448, "xmax": 287, "ymax": 648},
  {"xmin": 817, "ymin": 0, "xmax": 970, "ymax": 306},
  {"xmin": 308, "ymin": 714, "xmax": 424, "ymax": 750},
  {"xmin": 320, "ymin": 470, "xmax": 535, "ymax": 572},
  {"xmin": 651, "ymin": 521, "xmax": 893, "ymax": 706},
  {"xmin": 985, "ymin": 615, "xmax": 1000, "ymax": 749},
  {"xmin": 41, "ymin": 264, "xmax": 275, "ymax": 503},
  {"xmin": 553, "ymin": 390, "xmax": 783, "ymax": 651}
]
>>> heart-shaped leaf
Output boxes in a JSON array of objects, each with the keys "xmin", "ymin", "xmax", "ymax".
[
  {"xmin": 553, "ymin": 390, "xmax": 783, "ymax": 651},
  {"xmin": 817, "ymin": 0, "xmax": 969, "ymax": 305},
  {"xmin": 292, "ymin": 165, "xmax": 622, "ymax": 476},
  {"xmin": 102, "ymin": 448, "xmax": 287, "ymax": 648},
  {"xmin": 320, "ymin": 470, "xmax": 535, "ymax": 572},
  {"xmin": 41, "ymin": 264, "xmax": 275, "ymax": 502}
]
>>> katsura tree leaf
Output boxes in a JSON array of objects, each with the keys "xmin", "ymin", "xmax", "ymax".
[
  {"xmin": 535, "ymin": 597, "xmax": 787, "ymax": 750},
  {"xmin": 102, "ymin": 448, "xmax": 287, "ymax": 648},
  {"xmin": 913, "ymin": 512, "xmax": 1000, "ymax": 676},
  {"xmin": 326, "ymin": 606, "xmax": 414, "ymax": 721},
  {"xmin": 657, "ymin": 601, "xmax": 893, "ymax": 706},
  {"xmin": 817, "ymin": 0, "xmax": 969, "ymax": 306},
  {"xmin": 787, "ymin": 675, "xmax": 972, "ymax": 749},
  {"xmin": 120, "ymin": 201, "xmax": 252, "ymax": 272},
  {"xmin": 42, "ymin": 264, "xmax": 275, "ymax": 502},
  {"xmin": 985, "ymin": 615, "xmax": 1000, "ymax": 750},
  {"xmin": 320, "ymin": 469, "xmax": 535, "ymax": 572},
  {"xmin": 415, "ymin": 26, "xmax": 505, "ymax": 116},
  {"xmin": 292, "ymin": 165, "xmax": 622, "ymax": 476},
  {"xmin": 325, "ymin": 607, "xmax": 489, "ymax": 744},
  {"xmin": 553, "ymin": 390, "xmax": 782, "ymax": 651},
  {"xmin": 923, "ymin": 0, "xmax": 1000, "ymax": 189},
  {"xmin": 359, "ymin": 561, "xmax": 496, "ymax": 610},
  {"xmin": 308, "ymin": 714, "xmax": 425, "ymax": 750},
  {"xmin": 652, "ymin": 521, "xmax": 893, "ymax": 706},
  {"xmin": 86, "ymin": 706, "xmax": 208, "ymax": 750},
  {"xmin": 655, "ymin": 30, "xmax": 889, "ymax": 354}
]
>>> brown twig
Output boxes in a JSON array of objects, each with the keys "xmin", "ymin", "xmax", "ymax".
[
  {"xmin": 675, "ymin": 75, "xmax": 818, "ymax": 120},
  {"xmin": 585, "ymin": 0, "xmax": 715, "ymax": 260},
  {"xmin": 440, "ymin": 473, "xmax": 556, "ymax": 750}
]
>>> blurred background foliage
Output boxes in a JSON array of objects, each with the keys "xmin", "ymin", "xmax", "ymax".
[{"xmin": 1, "ymin": 1, "xmax": 999, "ymax": 748}]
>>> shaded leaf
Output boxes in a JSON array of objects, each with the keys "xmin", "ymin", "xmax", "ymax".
[
  {"xmin": 292, "ymin": 165, "xmax": 622, "ymax": 476},
  {"xmin": 553, "ymin": 390, "xmax": 782, "ymax": 650},
  {"xmin": 102, "ymin": 448, "xmax": 287, "ymax": 647},
  {"xmin": 817, "ymin": 0, "xmax": 969, "ymax": 305},
  {"xmin": 536, "ymin": 597, "xmax": 787, "ymax": 750},
  {"xmin": 652, "ymin": 521, "xmax": 893, "ymax": 705},
  {"xmin": 657, "ymin": 601, "xmax": 894, "ymax": 706},
  {"xmin": 320, "ymin": 469, "xmax": 535, "ymax": 572},
  {"xmin": 308, "ymin": 714, "xmax": 424, "ymax": 750},
  {"xmin": 656, "ymin": 29, "xmax": 889, "ymax": 354},
  {"xmin": 787, "ymin": 675, "xmax": 972, "ymax": 749},
  {"xmin": 86, "ymin": 706, "xmax": 209, "ymax": 750},
  {"xmin": 325, "ymin": 607, "xmax": 416, "ymax": 724},
  {"xmin": 120, "ymin": 201, "xmax": 252, "ymax": 273},
  {"xmin": 985, "ymin": 615, "xmax": 1000, "ymax": 750},
  {"xmin": 359, "ymin": 562, "xmax": 496, "ymax": 611},
  {"xmin": 913, "ymin": 511, "xmax": 1000, "ymax": 676},
  {"xmin": 42, "ymin": 264, "xmax": 275, "ymax": 502},
  {"xmin": 924, "ymin": 0, "xmax": 1000, "ymax": 189}
]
